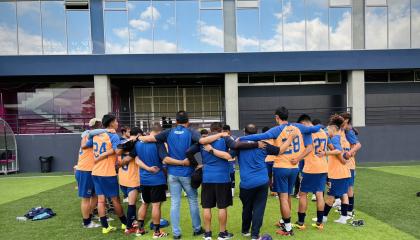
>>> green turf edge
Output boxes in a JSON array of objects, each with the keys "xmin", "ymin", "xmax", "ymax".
[{"xmin": 357, "ymin": 161, "xmax": 420, "ymax": 167}]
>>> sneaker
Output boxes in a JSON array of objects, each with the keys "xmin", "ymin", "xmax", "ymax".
[
  {"xmin": 275, "ymin": 228, "xmax": 294, "ymax": 236},
  {"xmin": 193, "ymin": 227, "xmax": 205, "ymax": 236},
  {"xmin": 83, "ymin": 221, "xmax": 101, "ymax": 228},
  {"xmin": 153, "ymin": 231, "xmax": 169, "ymax": 238},
  {"xmin": 242, "ymin": 232, "xmax": 251, "ymax": 237},
  {"xmin": 102, "ymin": 225, "xmax": 117, "ymax": 234},
  {"xmin": 292, "ymin": 222, "xmax": 306, "ymax": 230},
  {"xmin": 334, "ymin": 215, "xmax": 351, "ymax": 224},
  {"xmin": 218, "ymin": 231, "xmax": 233, "ymax": 240},
  {"xmin": 251, "ymin": 236, "xmax": 260, "ymax": 240},
  {"xmin": 125, "ymin": 227, "xmax": 137, "ymax": 235},
  {"xmin": 121, "ymin": 224, "xmax": 127, "ymax": 230},
  {"xmin": 166, "ymin": 192, "xmax": 171, "ymax": 198},
  {"xmin": 347, "ymin": 211, "xmax": 355, "ymax": 219},
  {"xmin": 136, "ymin": 228, "xmax": 148, "ymax": 236},
  {"xmin": 311, "ymin": 194, "xmax": 317, "ymax": 202},
  {"xmin": 312, "ymin": 216, "xmax": 327, "ymax": 223},
  {"xmin": 311, "ymin": 223, "xmax": 324, "ymax": 230},
  {"xmin": 332, "ymin": 199, "xmax": 341, "ymax": 208},
  {"xmin": 123, "ymin": 197, "xmax": 129, "ymax": 203}
]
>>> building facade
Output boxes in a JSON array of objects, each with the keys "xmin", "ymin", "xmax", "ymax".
[{"xmin": 1, "ymin": 0, "xmax": 420, "ymax": 171}]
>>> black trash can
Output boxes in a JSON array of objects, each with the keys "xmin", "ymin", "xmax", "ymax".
[{"xmin": 39, "ymin": 156, "xmax": 53, "ymax": 173}]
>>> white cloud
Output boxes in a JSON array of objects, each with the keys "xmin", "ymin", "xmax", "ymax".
[
  {"xmin": 129, "ymin": 6, "xmax": 160, "ymax": 32},
  {"xmin": 198, "ymin": 21, "xmax": 223, "ymax": 48},
  {"xmin": 113, "ymin": 28, "xmax": 129, "ymax": 39}
]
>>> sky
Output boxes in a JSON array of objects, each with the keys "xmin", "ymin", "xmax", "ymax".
[{"xmin": 0, "ymin": 0, "xmax": 420, "ymax": 55}]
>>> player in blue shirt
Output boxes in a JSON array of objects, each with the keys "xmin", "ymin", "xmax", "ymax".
[
  {"xmin": 137, "ymin": 111, "xmax": 204, "ymax": 239},
  {"xmin": 222, "ymin": 125, "xmax": 237, "ymax": 197}
]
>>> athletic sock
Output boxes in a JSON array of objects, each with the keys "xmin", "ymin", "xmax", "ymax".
[
  {"xmin": 153, "ymin": 223, "xmax": 161, "ymax": 233},
  {"xmin": 100, "ymin": 216, "xmax": 109, "ymax": 228},
  {"xmin": 138, "ymin": 220, "xmax": 145, "ymax": 229},
  {"xmin": 324, "ymin": 204, "xmax": 332, "ymax": 217},
  {"xmin": 341, "ymin": 204, "xmax": 349, "ymax": 217},
  {"xmin": 83, "ymin": 218, "xmax": 91, "ymax": 226},
  {"xmin": 127, "ymin": 205, "xmax": 136, "ymax": 228},
  {"xmin": 316, "ymin": 211, "xmax": 324, "ymax": 224},
  {"xmin": 297, "ymin": 212, "xmax": 306, "ymax": 224},
  {"xmin": 119, "ymin": 215, "xmax": 127, "ymax": 225},
  {"xmin": 283, "ymin": 217, "xmax": 292, "ymax": 231},
  {"xmin": 349, "ymin": 196, "xmax": 354, "ymax": 212}
]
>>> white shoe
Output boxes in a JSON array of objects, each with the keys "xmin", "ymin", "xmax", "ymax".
[
  {"xmin": 166, "ymin": 192, "xmax": 171, "ymax": 198},
  {"xmin": 203, "ymin": 237, "xmax": 212, "ymax": 240},
  {"xmin": 332, "ymin": 199, "xmax": 341, "ymax": 208},
  {"xmin": 123, "ymin": 197, "xmax": 129, "ymax": 203},
  {"xmin": 312, "ymin": 216, "xmax": 327, "ymax": 223},
  {"xmin": 311, "ymin": 194, "xmax": 317, "ymax": 201},
  {"xmin": 107, "ymin": 217, "xmax": 114, "ymax": 222},
  {"xmin": 242, "ymin": 232, "xmax": 251, "ymax": 237},
  {"xmin": 347, "ymin": 211, "xmax": 355, "ymax": 219},
  {"xmin": 334, "ymin": 215, "xmax": 351, "ymax": 224},
  {"xmin": 83, "ymin": 221, "xmax": 101, "ymax": 228}
]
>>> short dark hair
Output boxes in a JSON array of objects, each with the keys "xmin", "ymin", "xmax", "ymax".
[
  {"xmin": 275, "ymin": 107, "xmax": 288, "ymax": 121},
  {"xmin": 328, "ymin": 114, "xmax": 345, "ymax": 128},
  {"xmin": 297, "ymin": 114, "xmax": 311, "ymax": 123},
  {"xmin": 200, "ymin": 129, "xmax": 209, "ymax": 136},
  {"xmin": 210, "ymin": 122, "xmax": 223, "ymax": 133},
  {"xmin": 262, "ymin": 126, "xmax": 270, "ymax": 133},
  {"xmin": 312, "ymin": 119, "xmax": 322, "ymax": 125},
  {"xmin": 245, "ymin": 124, "xmax": 258, "ymax": 135},
  {"xmin": 102, "ymin": 114, "xmax": 116, "ymax": 128},
  {"xmin": 176, "ymin": 111, "xmax": 189, "ymax": 124},
  {"xmin": 121, "ymin": 126, "xmax": 130, "ymax": 134},
  {"xmin": 340, "ymin": 112, "xmax": 352, "ymax": 124},
  {"xmin": 222, "ymin": 125, "xmax": 231, "ymax": 131},
  {"xmin": 130, "ymin": 127, "xmax": 143, "ymax": 136}
]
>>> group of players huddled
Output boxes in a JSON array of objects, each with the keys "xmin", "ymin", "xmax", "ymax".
[{"xmin": 74, "ymin": 106, "xmax": 361, "ymax": 240}]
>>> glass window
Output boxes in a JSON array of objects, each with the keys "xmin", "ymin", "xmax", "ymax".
[
  {"xmin": 200, "ymin": 0, "xmax": 222, "ymax": 9},
  {"xmin": 104, "ymin": 10, "xmax": 129, "ymax": 53},
  {"xmin": 41, "ymin": 1, "xmax": 67, "ymax": 54},
  {"xmin": 176, "ymin": 0, "xmax": 201, "ymax": 53},
  {"xmin": 365, "ymin": 70, "xmax": 389, "ymax": 83},
  {"xmin": 389, "ymin": 70, "xmax": 414, "ymax": 82},
  {"xmin": 416, "ymin": 70, "xmax": 420, "ymax": 81},
  {"xmin": 327, "ymin": 71, "xmax": 342, "ymax": 82},
  {"xmin": 306, "ymin": 0, "xmax": 328, "ymax": 50},
  {"xmin": 104, "ymin": 0, "xmax": 127, "ymax": 9},
  {"xmin": 66, "ymin": 10, "xmax": 91, "ymax": 54},
  {"xmin": 248, "ymin": 73, "xmax": 274, "ymax": 83},
  {"xmin": 153, "ymin": 0, "xmax": 177, "ymax": 53},
  {"xmin": 128, "ymin": 0, "xmax": 153, "ymax": 53},
  {"xmin": 275, "ymin": 72, "xmax": 300, "ymax": 82},
  {"xmin": 366, "ymin": 7, "xmax": 388, "ymax": 49},
  {"xmin": 301, "ymin": 72, "xmax": 326, "ymax": 82},
  {"xmin": 17, "ymin": 0, "xmax": 42, "ymax": 54},
  {"xmin": 199, "ymin": 9, "xmax": 223, "ymax": 52},
  {"xmin": 388, "ymin": 0, "xmax": 410, "ymax": 49},
  {"xmin": 366, "ymin": 0, "xmax": 387, "ymax": 6},
  {"xmin": 329, "ymin": 0, "xmax": 351, "ymax": 7},
  {"xmin": 329, "ymin": 7, "xmax": 352, "ymax": 50},
  {"xmin": 282, "ymin": 0, "xmax": 305, "ymax": 51},
  {"xmin": 412, "ymin": 0, "xmax": 420, "ymax": 48},
  {"xmin": 238, "ymin": 74, "xmax": 249, "ymax": 83},
  {"xmin": 0, "ymin": 1, "xmax": 18, "ymax": 55},
  {"xmin": 260, "ymin": 0, "xmax": 282, "ymax": 51},
  {"xmin": 237, "ymin": 8, "xmax": 260, "ymax": 52}
]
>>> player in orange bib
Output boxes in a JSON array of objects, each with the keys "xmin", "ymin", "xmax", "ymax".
[
  {"xmin": 292, "ymin": 114, "xmax": 329, "ymax": 230},
  {"xmin": 321, "ymin": 115, "xmax": 351, "ymax": 225},
  {"xmin": 75, "ymin": 118, "xmax": 103, "ymax": 228},
  {"xmin": 85, "ymin": 114, "xmax": 128, "ymax": 234}
]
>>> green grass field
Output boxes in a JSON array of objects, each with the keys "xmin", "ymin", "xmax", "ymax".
[{"xmin": 1, "ymin": 164, "xmax": 420, "ymax": 240}]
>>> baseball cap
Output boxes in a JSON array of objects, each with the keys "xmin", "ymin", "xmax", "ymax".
[{"xmin": 88, "ymin": 118, "xmax": 101, "ymax": 127}]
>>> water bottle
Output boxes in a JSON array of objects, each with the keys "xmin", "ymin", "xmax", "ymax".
[{"xmin": 16, "ymin": 216, "xmax": 27, "ymax": 221}]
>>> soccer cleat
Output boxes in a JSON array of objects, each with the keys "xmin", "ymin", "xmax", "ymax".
[
  {"xmin": 124, "ymin": 227, "xmax": 137, "ymax": 235},
  {"xmin": 121, "ymin": 224, "xmax": 127, "ymax": 230},
  {"xmin": 276, "ymin": 228, "xmax": 294, "ymax": 236},
  {"xmin": 217, "ymin": 231, "xmax": 233, "ymax": 240},
  {"xmin": 312, "ymin": 216, "xmax": 327, "ymax": 223},
  {"xmin": 83, "ymin": 221, "xmax": 101, "ymax": 228},
  {"xmin": 102, "ymin": 225, "xmax": 117, "ymax": 234},
  {"xmin": 334, "ymin": 216, "xmax": 351, "ymax": 224},
  {"xmin": 311, "ymin": 223, "xmax": 324, "ymax": 230},
  {"xmin": 292, "ymin": 222, "xmax": 306, "ymax": 230},
  {"xmin": 153, "ymin": 231, "xmax": 169, "ymax": 238},
  {"xmin": 242, "ymin": 232, "xmax": 251, "ymax": 237},
  {"xmin": 136, "ymin": 228, "xmax": 148, "ymax": 236}
]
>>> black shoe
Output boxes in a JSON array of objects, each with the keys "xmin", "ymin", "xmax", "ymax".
[
  {"xmin": 218, "ymin": 230, "xmax": 233, "ymax": 240},
  {"xmin": 417, "ymin": 192, "xmax": 420, "ymax": 197},
  {"xmin": 203, "ymin": 231, "xmax": 212, "ymax": 240},
  {"xmin": 193, "ymin": 227, "xmax": 205, "ymax": 236},
  {"xmin": 173, "ymin": 235, "xmax": 181, "ymax": 239}
]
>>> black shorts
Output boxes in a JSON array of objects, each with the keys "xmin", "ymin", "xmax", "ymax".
[
  {"xmin": 141, "ymin": 185, "xmax": 167, "ymax": 204},
  {"xmin": 201, "ymin": 183, "xmax": 232, "ymax": 209},
  {"xmin": 230, "ymin": 172, "xmax": 235, "ymax": 188}
]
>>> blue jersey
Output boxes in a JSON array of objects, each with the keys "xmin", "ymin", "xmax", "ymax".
[
  {"xmin": 200, "ymin": 137, "xmax": 234, "ymax": 183},
  {"xmin": 345, "ymin": 129, "xmax": 359, "ymax": 145},
  {"xmin": 130, "ymin": 141, "xmax": 167, "ymax": 186},
  {"xmin": 155, "ymin": 125, "xmax": 200, "ymax": 177}
]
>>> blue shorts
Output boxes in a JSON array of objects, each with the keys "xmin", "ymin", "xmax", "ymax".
[
  {"xmin": 92, "ymin": 176, "xmax": 119, "ymax": 198},
  {"xmin": 266, "ymin": 162, "xmax": 273, "ymax": 174},
  {"xmin": 348, "ymin": 170, "xmax": 356, "ymax": 187},
  {"xmin": 75, "ymin": 170, "xmax": 95, "ymax": 198},
  {"xmin": 300, "ymin": 173, "xmax": 327, "ymax": 193},
  {"xmin": 272, "ymin": 168, "xmax": 299, "ymax": 195},
  {"xmin": 127, "ymin": 186, "xmax": 141, "ymax": 194},
  {"xmin": 328, "ymin": 178, "xmax": 350, "ymax": 197},
  {"xmin": 120, "ymin": 185, "xmax": 128, "ymax": 197}
]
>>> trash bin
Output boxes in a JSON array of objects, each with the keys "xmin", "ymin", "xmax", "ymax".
[{"xmin": 39, "ymin": 156, "xmax": 53, "ymax": 173}]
